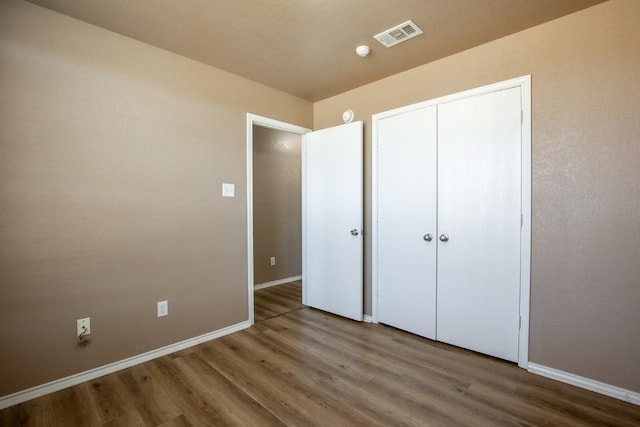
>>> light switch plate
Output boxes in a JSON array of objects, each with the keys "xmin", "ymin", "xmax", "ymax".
[
  {"xmin": 157, "ymin": 300, "xmax": 168, "ymax": 317},
  {"xmin": 222, "ymin": 183, "xmax": 235, "ymax": 198}
]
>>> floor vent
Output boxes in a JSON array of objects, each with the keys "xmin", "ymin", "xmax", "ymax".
[{"xmin": 374, "ymin": 20, "xmax": 423, "ymax": 48}]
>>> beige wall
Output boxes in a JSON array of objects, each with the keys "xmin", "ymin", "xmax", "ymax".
[
  {"xmin": 314, "ymin": 0, "xmax": 640, "ymax": 393},
  {"xmin": 2, "ymin": 0, "xmax": 639, "ymax": 401},
  {"xmin": 252, "ymin": 126, "xmax": 302, "ymax": 284},
  {"xmin": 0, "ymin": 0, "xmax": 312, "ymax": 397}
]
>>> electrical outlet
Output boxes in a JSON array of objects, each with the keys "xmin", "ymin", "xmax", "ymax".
[
  {"xmin": 157, "ymin": 300, "xmax": 168, "ymax": 317},
  {"xmin": 77, "ymin": 318, "xmax": 90, "ymax": 336},
  {"xmin": 270, "ymin": 256, "xmax": 276, "ymax": 266}
]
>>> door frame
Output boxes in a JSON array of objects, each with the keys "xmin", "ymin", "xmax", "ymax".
[
  {"xmin": 371, "ymin": 75, "xmax": 532, "ymax": 368},
  {"xmin": 246, "ymin": 113, "xmax": 311, "ymax": 325}
]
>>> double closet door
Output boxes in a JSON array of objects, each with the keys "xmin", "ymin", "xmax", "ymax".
[{"xmin": 376, "ymin": 87, "xmax": 523, "ymax": 363}]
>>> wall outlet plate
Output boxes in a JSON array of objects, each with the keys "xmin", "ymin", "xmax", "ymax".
[
  {"xmin": 77, "ymin": 318, "xmax": 90, "ymax": 336},
  {"xmin": 270, "ymin": 256, "xmax": 276, "ymax": 266}
]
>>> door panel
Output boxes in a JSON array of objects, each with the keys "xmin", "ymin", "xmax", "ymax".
[
  {"xmin": 303, "ymin": 121, "xmax": 363, "ymax": 321},
  {"xmin": 377, "ymin": 107, "xmax": 437, "ymax": 339},
  {"xmin": 437, "ymin": 88, "xmax": 522, "ymax": 362}
]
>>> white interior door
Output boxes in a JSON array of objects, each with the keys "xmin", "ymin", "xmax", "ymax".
[
  {"xmin": 436, "ymin": 87, "xmax": 522, "ymax": 362},
  {"xmin": 303, "ymin": 121, "xmax": 363, "ymax": 321},
  {"xmin": 377, "ymin": 107, "xmax": 437, "ymax": 339}
]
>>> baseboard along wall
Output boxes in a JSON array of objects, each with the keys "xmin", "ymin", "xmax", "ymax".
[
  {"xmin": 528, "ymin": 363, "xmax": 640, "ymax": 406},
  {"xmin": 254, "ymin": 275, "xmax": 302, "ymax": 290},
  {"xmin": 3, "ymin": 317, "xmax": 638, "ymax": 410},
  {"xmin": 0, "ymin": 320, "xmax": 251, "ymax": 410}
]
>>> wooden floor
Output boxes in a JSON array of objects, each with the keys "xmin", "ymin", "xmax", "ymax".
[
  {"xmin": 2, "ymin": 308, "xmax": 639, "ymax": 426},
  {"xmin": 254, "ymin": 280, "xmax": 303, "ymax": 322}
]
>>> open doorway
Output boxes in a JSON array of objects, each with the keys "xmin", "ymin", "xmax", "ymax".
[
  {"xmin": 246, "ymin": 114, "xmax": 310, "ymax": 324},
  {"xmin": 252, "ymin": 125, "xmax": 302, "ymax": 321}
]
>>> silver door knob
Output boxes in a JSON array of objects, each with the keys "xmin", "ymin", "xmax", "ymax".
[
  {"xmin": 423, "ymin": 234, "xmax": 433, "ymax": 242},
  {"xmin": 350, "ymin": 229, "xmax": 360, "ymax": 236},
  {"xmin": 439, "ymin": 234, "xmax": 449, "ymax": 242}
]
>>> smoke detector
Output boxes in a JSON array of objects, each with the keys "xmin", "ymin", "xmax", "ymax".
[
  {"xmin": 355, "ymin": 45, "xmax": 371, "ymax": 57},
  {"xmin": 374, "ymin": 20, "xmax": 423, "ymax": 48}
]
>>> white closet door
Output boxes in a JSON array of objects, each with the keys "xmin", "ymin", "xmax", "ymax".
[
  {"xmin": 377, "ymin": 107, "xmax": 437, "ymax": 339},
  {"xmin": 437, "ymin": 88, "xmax": 522, "ymax": 362},
  {"xmin": 303, "ymin": 121, "xmax": 363, "ymax": 321}
]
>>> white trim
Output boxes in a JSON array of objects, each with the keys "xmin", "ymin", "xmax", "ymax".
[
  {"xmin": 301, "ymin": 134, "xmax": 307, "ymax": 307},
  {"xmin": 363, "ymin": 315, "xmax": 373, "ymax": 323},
  {"xmin": 254, "ymin": 275, "xmax": 302, "ymax": 290},
  {"xmin": 528, "ymin": 363, "xmax": 640, "ymax": 406},
  {"xmin": 246, "ymin": 114, "xmax": 311, "ymax": 325},
  {"xmin": 372, "ymin": 76, "xmax": 531, "ymax": 121},
  {"xmin": 518, "ymin": 76, "xmax": 532, "ymax": 369},
  {"xmin": 371, "ymin": 75, "xmax": 532, "ymax": 368},
  {"xmin": 371, "ymin": 114, "xmax": 379, "ymax": 324},
  {"xmin": 0, "ymin": 320, "xmax": 250, "ymax": 410}
]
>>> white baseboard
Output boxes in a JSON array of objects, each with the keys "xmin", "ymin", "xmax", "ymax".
[
  {"xmin": 0, "ymin": 320, "xmax": 251, "ymax": 410},
  {"xmin": 363, "ymin": 315, "xmax": 373, "ymax": 323},
  {"xmin": 254, "ymin": 275, "xmax": 302, "ymax": 290},
  {"xmin": 528, "ymin": 363, "xmax": 640, "ymax": 406}
]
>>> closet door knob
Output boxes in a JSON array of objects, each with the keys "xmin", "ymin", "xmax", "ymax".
[
  {"xmin": 350, "ymin": 229, "xmax": 360, "ymax": 236},
  {"xmin": 423, "ymin": 234, "xmax": 433, "ymax": 242},
  {"xmin": 439, "ymin": 234, "xmax": 449, "ymax": 242}
]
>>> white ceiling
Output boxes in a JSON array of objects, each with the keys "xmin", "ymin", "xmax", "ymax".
[{"xmin": 27, "ymin": 0, "xmax": 607, "ymax": 101}]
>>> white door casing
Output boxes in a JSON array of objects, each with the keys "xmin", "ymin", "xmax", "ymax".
[
  {"xmin": 303, "ymin": 121, "xmax": 364, "ymax": 321},
  {"xmin": 376, "ymin": 106, "xmax": 438, "ymax": 339},
  {"xmin": 246, "ymin": 114, "xmax": 311, "ymax": 326}
]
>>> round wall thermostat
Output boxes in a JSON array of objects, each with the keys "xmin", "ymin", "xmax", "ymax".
[{"xmin": 342, "ymin": 109, "xmax": 354, "ymax": 123}]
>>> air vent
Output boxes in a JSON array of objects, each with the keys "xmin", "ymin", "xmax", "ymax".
[{"xmin": 374, "ymin": 20, "xmax": 423, "ymax": 48}]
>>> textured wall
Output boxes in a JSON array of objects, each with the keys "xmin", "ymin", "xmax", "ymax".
[
  {"xmin": 0, "ymin": 0, "xmax": 312, "ymax": 397},
  {"xmin": 252, "ymin": 126, "xmax": 302, "ymax": 284},
  {"xmin": 314, "ymin": 0, "xmax": 640, "ymax": 392}
]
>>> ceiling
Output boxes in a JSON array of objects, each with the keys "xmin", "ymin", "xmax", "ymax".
[{"xmin": 27, "ymin": 0, "xmax": 606, "ymax": 101}]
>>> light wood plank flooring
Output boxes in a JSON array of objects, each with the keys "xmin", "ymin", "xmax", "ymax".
[
  {"xmin": 2, "ymin": 307, "xmax": 639, "ymax": 426},
  {"xmin": 254, "ymin": 280, "xmax": 303, "ymax": 322}
]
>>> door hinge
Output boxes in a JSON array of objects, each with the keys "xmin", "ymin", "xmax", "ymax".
[
  {"xmin": 521, "ymin": 214, "xmax": 523, "ymax": 227},
  {"xmin": 520, "ymin": 110, "xmax": 524, "ymax": 124},
  {"xmin": 519, "ymin": 316, "xmax": 522, "ymax": 329}
]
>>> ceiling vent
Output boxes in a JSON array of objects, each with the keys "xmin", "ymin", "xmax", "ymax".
[{"xmin": 374, "ymin": 20, "xmax": 423, "ymax": 48}]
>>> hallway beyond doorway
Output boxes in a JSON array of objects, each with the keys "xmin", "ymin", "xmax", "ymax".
[{"xmin": 254, "ymin": 281, "xmax": 303, "ymax": 322}]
